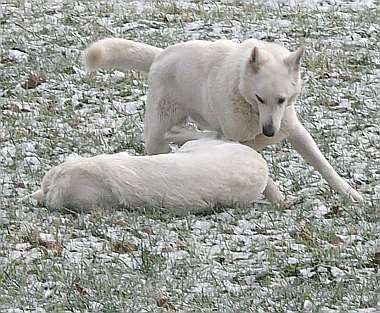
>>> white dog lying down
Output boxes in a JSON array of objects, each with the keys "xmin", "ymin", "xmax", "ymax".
[{"xmin": 31, "ymin": 137, "xmax": 269, "ymax": 211}]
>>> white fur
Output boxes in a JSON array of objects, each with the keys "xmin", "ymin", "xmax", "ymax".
[
  {"xmin": 31, "ymin": 138, "xmax": 268, "ymax": 211},
  {"xmin": 84, "ymin": 38, "xmax": 162, "ymax": 73},
  {"xmin": 84, "ymin": 38, "xmax": 363, "ymax": 203}
]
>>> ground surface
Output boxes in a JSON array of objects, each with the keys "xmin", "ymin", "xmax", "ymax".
[{"xmin": 0, "ymin": 0, "xmax": 379, "ymax": 312}]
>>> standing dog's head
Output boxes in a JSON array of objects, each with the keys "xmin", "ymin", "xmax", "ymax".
[{"xmin": 240, "ymin": 44, "xmax": 304, "ymax": 137}]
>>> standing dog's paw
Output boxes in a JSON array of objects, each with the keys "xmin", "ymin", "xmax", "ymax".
[{"xmin": 346, "ymin": 186, "xmax": 364, "ymax": 202}]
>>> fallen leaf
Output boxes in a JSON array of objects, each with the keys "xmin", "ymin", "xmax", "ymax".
[
  {"xmin": 38, "ymin": 239, "xmax": 64, "ymax": 256},
  {"xmin": 73, "ymin": 282, "xmax": 87, "ymax": 295},
  {"xmin": 22, "ymin": 73, "xmax": 46, "ymax": 89},
  {"xmin": 175, "ymin": 240, "xmax": 187, "ymax": 250},
  {"xmin": 329, "ymin": 236, "xmax": 344, "ymax": 246},
  {"xmin": 156, "ymin": 296, "xmax": 168, "ymax": 307},
  {"xmin": 155, "ymin": 296, "xmax": 176, "ymax": 310},
  {"xmin": 113, "ymin": 220, "xmax": 129, "ymax": 226},
  {"xmin": 324, "ymin": 205, "xmax": 343, "ymax": 218},
  {"xmin": 14, "ymin": 181, "xmax": 25, "ymax": 188},
  {"xmin": 142, "ymin": 227, "xmax": 154, "ymax": 235},
  {"xmin": 111, "ymin": 241, "xmax": 138, "ymax": 253},
  {"xmin": 374, "ymin": 252, "xmax": 380, "ymax": 265}
]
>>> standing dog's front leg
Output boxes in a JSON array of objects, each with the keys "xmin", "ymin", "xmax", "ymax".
[
  {"xmin": 244, "ymin": 138, "xmax": 287, "ymax": 205},
  {"xmin": 288, "ymin": 121, "xmax": 363, "ymax": 201}
]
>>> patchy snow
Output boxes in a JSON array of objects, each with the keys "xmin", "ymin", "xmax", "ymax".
[
  {"xmin": 0, "ymin": 0, "xmax": 379, "ymax": 312},
  {"xmin": 8, "ymin": 50, "xmax": 29, "ymax": 63}
]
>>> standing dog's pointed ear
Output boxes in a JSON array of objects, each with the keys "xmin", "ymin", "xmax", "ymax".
[
  {"xmin": 250, "ymin": 46, "xmax": 266, "ymax": 72},
  {"xmin": 284, "ymin": 46, "xmax": 305, "ymax": 72}
]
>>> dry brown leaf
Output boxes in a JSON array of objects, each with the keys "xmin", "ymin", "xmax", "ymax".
[
  {"xmin": 374, "ymin": 252, "xmax": 380, "ymax": 265},
  {"xmin": 22, "ymin": 73, "xmax": 46, "ymax": 89},
  {"xmin": 156, "ymin": 296, "xmax": 168, "ymax": 307},
  {"xmin": 176, "ymin": 240, "xmax": 187, "ymax": 250},
  {"xmin": 38, "ymin": 239, "xmax": 64, "ymax": 256},
  {"xmin": 73, "ymin": 282, "xmax": 87, "ymax": 295},
  {"xmin": 329, "ymin": 236, "xmax": 344, "ymax": 246},
  {"xmin": 324, "ymin": 205, "xmax": 343, "ymax": 218},
  {"xmin": 111, "ymin": 241, "xmax": 138, "ymax": 253},
  {"xmin": 155, "ymin": 296, "xmax": 176, "ymax": 311},
  {"xmin": 142, "ymin": 227, "xmax": 154, "ymax": 235},
  {"xmin": 14, "ymin": 181, "xmax": 25, "ymax": 188},
  {"xmin": 112, "ymin": 219, "xmax": 129, "ymax": 227}
]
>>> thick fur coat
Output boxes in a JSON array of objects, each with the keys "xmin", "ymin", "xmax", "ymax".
[
  {"xmin": 84, "ymin": 38, "xmax": 363, "ymax": 203},
  {"xmin": 31, "ymin": 138, "xmax": 269, "ymax": 211}
]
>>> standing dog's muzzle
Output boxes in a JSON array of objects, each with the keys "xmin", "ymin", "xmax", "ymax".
[{"xmin": 263, "ymin": 123, "xmax": 275, "ymax": 137}]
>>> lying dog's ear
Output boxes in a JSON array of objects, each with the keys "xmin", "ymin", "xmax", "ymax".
[
  {"xmin": 249, "ymin": 46, "xmax": 266, "ymax": 72},
  {"xmin": 284, "ymin": 46, "xmax": 305, "ymax": 72}
]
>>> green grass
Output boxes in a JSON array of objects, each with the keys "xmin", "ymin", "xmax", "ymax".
[{"xmin": 1, "ymin": 0, "xmax": 379, "ymax": 312}]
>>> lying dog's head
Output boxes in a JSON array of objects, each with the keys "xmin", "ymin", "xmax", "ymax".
[{"xmin": 240, "ymin": 44, "xmax": 304, "ymax": 137}]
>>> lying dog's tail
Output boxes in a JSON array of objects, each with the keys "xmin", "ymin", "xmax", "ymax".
[{"xmin": 84, "ymin": 38, "xmax": 163, "ymax": 74}]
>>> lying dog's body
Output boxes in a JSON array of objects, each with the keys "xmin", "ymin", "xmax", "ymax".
[
  {"xmin": 85, "ymin": 38, "xmax": 363, "ymax": 203},
  {"xmin": 31, "ymin": 138, "xmax": 268, "ymax": 211}
]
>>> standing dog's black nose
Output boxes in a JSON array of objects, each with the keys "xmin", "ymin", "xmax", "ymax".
[{"xmin": 263, "ymin": 124, "xmax": 275, "ymax": 137}]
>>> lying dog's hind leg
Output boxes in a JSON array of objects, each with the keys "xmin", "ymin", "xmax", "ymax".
[{"xmin": 288, "ymin": 121, "xmax": 363, "ymax": 202}]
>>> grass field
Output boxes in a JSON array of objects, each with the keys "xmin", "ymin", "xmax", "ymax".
[{"xmin": 1, "ymin": 0, "xmax": 379, "ymax": 312}]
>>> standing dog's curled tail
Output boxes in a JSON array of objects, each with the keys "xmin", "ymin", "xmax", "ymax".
[{"xmin": 83, "ymin": 38, "xmax": 163, "ymax": 74}]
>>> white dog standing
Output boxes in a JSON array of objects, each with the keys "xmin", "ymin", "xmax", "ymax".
[
  {"xmin": 84, "ymin": 38, "xmax": 363, "ymax": 204},
  {"xmin": 31, "ymin": 134, "xmax": 268, "ymax": 211}
]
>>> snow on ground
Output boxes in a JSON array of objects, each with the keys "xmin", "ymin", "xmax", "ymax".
[{"xmin": 0, "ymin": 0, "xmax": 379, "ymax": 312}]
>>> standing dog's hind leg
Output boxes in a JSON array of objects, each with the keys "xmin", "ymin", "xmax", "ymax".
[
  {"xmin": 144, "ymin": 95, "xmax": 187, "ymax": 155},
  {"xmin": 288, "ymin": 122, "xmax": 363, "ymax": 201},
  {"xmin": 164, "ymin": 126, "xmax": 220, "ymax": 145}
]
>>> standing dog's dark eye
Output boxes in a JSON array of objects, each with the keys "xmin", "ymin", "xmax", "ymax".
[
  {"xmin": 256, "ymin": 94, "xmax": 265, "ymax": 104},
  {"xmin": 278, "ymin": 97, "xmax": 285, "ymax": 104}
]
